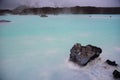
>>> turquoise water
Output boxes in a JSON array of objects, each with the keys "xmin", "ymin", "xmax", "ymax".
[{"xmin": 0, "ymin": 14, "xmax": 120, "ymax": 80}]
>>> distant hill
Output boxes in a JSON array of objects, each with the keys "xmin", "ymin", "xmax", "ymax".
[{"xmin": 0, "ymin": 6, "xmax": 120, "ymax": 15}]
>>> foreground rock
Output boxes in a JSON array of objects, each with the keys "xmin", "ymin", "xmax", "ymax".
[
  {"xmin": 69, "ymin": 43, "xmax": 102, "ymax": 66},
  {"xmin": 113, "ymin": 70, "xmax": 120, "ymax": 79}
]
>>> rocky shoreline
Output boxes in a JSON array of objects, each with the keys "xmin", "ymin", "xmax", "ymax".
[
  {"xmin": 0, "ymin": 6, "xmax": 120, "ymax": 15},
  {"xmin": 69, "ymin": 43, "xmax": 120, "ymax": 79}
]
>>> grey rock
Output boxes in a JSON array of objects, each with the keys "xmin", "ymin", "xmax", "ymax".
[{"xmin": 69, "ymin": 43, "xmax": 102, "ymax": 66}]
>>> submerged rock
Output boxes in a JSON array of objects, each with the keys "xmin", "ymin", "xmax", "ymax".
[
  {"xmin": 106, "ymin": 60, "xmax": 118, "ymax": 66},
  {"xmin": 113, "ymin": 70, "xmax": 120, "ymax": 79},
  {"xmin": 40, "ymin": 14, "xmax": 48, "ymax": 17},
  {"xmin": 0, "ymin": 20, "xmax": 11, "ymax": 22},
  {"xmin": 69, "ymin": 43, "xmax": 102, "ymax": 66}
]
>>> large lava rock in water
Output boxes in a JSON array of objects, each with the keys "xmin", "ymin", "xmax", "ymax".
[{"xmin": 69, "ymin": 43, "xmax": 102, "ymax": 66}]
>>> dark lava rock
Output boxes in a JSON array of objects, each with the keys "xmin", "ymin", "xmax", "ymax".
[
  {"xmin": 113, "ymin": 70, "xmax": 120, "ymax": 79},
  {"xmin": 0, "ymin": 20, "xmax": 11, "ymax": 22},
  {"xmin": 106, "ymin": 60, "xmax": 118, "ymax": 66},
  {"xmin": 69, "ymin": 43, "xmax": 102, "ymax": 66},
  {"xmin": 40, "ymin": 14, "xmax": 48, "ymax": 17}
]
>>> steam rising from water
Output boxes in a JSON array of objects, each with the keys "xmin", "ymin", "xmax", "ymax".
[{"xmin": 0, "ymin": 0, "xmax": 120, "ymax": 9}]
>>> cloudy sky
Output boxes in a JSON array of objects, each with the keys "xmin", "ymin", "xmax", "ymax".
[{"xmin": 0, "ymin": 0, "xmax": 120, "ymax": 9}]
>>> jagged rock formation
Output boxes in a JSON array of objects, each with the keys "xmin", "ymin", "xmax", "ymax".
[
  {"xmin": 0, "ymin": 6, "xmax": 120, "ymax": 15},
  {"xmin": 69, "ymin": 43, "xmax": 102, "ymax": 66}
]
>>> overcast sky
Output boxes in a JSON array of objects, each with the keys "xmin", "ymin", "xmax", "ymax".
[{"xmin": 0, "ymin": 0, "xmax": 120, "ymax": 9}]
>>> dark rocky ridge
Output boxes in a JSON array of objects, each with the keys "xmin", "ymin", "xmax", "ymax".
[
  {"xmin": 0, "ymin": 6, "xmax": 120, "ymax": 15},
  {"xmin": 0, "ymin": 9, "xmax": 12, "ymax": 15}
]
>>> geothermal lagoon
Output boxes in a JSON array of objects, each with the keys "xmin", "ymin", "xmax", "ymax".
[{"xmin": 0, "ymin": 14, "xmax": 120, "ymax": 80}]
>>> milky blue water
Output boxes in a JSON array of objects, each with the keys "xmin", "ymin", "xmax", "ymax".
[{"xmin": 0, "ymin": 14, "xmax": 120, "ymax": 80}]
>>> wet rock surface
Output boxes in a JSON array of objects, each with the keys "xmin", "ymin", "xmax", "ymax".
[{"xmin": 69, "ymin": 43, "xmax": 102, "ymax": 66}]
